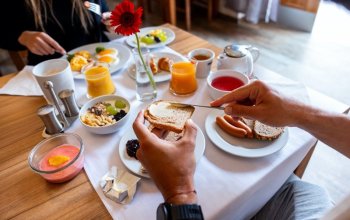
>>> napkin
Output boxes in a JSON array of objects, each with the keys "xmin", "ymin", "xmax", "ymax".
[{"xmin": 0, "ymin": 66, "xmax": 43, "ymax": 96}]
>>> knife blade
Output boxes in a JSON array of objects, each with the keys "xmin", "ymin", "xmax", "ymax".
[{"xmin": 169, "ymin": 102, "xmax": 225, "ymax": 110}]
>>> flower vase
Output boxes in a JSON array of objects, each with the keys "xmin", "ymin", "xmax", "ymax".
[{"xmin": 132, "ymin": 48, "xmax": 157, "ymax": 101}]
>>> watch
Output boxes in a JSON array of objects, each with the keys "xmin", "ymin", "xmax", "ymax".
[{"xmin": 157, "ymin": 202, "xmax": 204, "ymax": 220}]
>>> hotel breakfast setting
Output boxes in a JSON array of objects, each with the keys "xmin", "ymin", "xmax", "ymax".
[{"xmin": 1, "ymin": 0, "xmax": 349, "ymax": 219}]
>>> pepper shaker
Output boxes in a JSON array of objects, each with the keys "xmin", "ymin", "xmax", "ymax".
[
  {"xmin": 37, "ymin": 105, "xmax": 64, "ymax": 135},
  {"xmin": 44, "ymin": 81, "xmax": 70, "ymax": 128},
  {"xmin": 59, "ymin": 89, "xmax": 80, "ymax": 118}
]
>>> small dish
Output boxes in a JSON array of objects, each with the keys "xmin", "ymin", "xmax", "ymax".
[
  {"xmin": 64, "ymin": 42, "xmax": 132, "ymax": 80},
  {"xmin": 125, "ymin": 27, "xmax": 175, "ymax": 49},
  {"xmin": 127, "ymin": 51, "xmax": 186, "ymax": 82},
  {"xmin": 28, "ymin": 133, "xmax": 84, "ymax": 183},
  {"xmin": 207, "ymin": 70, "xmax": 249, "ymax": 100},
  {"xmin": 79, "ymin": 95, "xmax": 131, "ymax": 134}
]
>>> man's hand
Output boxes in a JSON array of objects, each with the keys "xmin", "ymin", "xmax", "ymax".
[
  {"xmin": 211, "ymin": 80, "xmax": 304, "ymax": 127},
  {"xmin": 133, "ymin": 111, "xmax": 198, "ymax": 204},
  {"xmin": 18, "ymin": 31, "xmax": 66, "ymax": 55}
]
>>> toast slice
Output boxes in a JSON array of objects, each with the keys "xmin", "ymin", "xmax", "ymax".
[
  {"xmin": 253, "ymin": 120, "xmax": 284, "ymax": 141},
  {"xmin": 144, "ymin": 100, "xmax": 195, "ymax": 133}
]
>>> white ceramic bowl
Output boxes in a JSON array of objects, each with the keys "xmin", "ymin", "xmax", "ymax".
[
  {"xmin": 79, "ymin": 95, "xmax": 131, "ymax": 134},
  {"xmin": 207, "ymin": 70, "xmax": 249, "ymax": 100}
]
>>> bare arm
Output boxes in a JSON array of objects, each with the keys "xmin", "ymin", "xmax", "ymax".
[
  {"xmin": 294, "ymin": 106, "xmax": 350, "ymax": 157},
  {"xmin": 211, "ymin": 80, "xmax": 350, "ymax": 158}
]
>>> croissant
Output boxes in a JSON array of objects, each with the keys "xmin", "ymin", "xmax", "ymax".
[
  {"xmin": 158, "ymin": 57, "xmax": 173, "ymax": 72},
  {"xmin": 149, "ymin": 57, "xmax": 158, "ymax": 74}
]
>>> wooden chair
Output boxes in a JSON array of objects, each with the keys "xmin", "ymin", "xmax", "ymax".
[
  {"xmin": 179, "ymin": 0, "xmax": 214, "ymax": 30},
  {"xmin": 8, "ymin": 50, "xmax": 27, "ymax": 71}
]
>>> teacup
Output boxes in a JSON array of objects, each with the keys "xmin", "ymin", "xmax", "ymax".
[
  {"xmin": 188, "ymin": 48, "xmax": 215, "ymax": 78},
  {"xmin": 32, "ymin": 59, "xmax": 75, "ymax": 105}
]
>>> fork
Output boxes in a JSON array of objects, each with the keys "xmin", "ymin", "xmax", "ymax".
[{"xmin": 84, "ymin": 1, "xmax": 101, "ymax": 16}]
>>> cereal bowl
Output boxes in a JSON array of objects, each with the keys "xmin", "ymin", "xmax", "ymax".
[
  {"xmin": 79, "ymin": 95, "xmax": 131, "ymax": 134},
  {"xmin": 207, "ymin": 70, "xmax": 249, "ymax": 100},
  {"xmin": 28, "ymin": 133, "xmax": 84, "ymax": 183}
]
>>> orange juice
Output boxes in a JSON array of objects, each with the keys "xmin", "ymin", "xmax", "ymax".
[
  {"xmin": 170, "ymin": 62, "xmax": 197, "ymax": 95},
  {"xmin": 84, "ymin": 65, "xmax": 115, "ymax": 98}
]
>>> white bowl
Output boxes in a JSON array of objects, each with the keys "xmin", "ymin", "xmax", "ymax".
[
  {"xmin": 207, "ymin": 70, "xmax": 249, "ymax": 100},
  {"xmin": 79, "ymin": 95, "xmax": 131, "ymax": 134}
]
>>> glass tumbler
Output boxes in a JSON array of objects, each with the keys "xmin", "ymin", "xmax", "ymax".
[
  {"xmin": 169, "ymin": 61, "xmax": 197, "ymax": 96},
  {"xmin": 83, "ymin": 63, "xmax": 115, "ymax": 98}
]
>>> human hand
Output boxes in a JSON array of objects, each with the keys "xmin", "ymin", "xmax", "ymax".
[
  {"xmin": 102, "ymin": 12, "xmax": 115, "ymax": 33},
  {"xmin": 133, "ymin": 111, "xmax": 198, "ymax": 204},
  {"xmin": 18, "ymin": 31, "xmax": 66, "ymax": 55},
  {"xmin": 210, "ymin": 80, "xmax": 304, "ymax": 127}
]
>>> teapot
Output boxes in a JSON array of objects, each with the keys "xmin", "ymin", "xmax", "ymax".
[{"xmin": 217, "ymin": 44, "xmax": 260, "ymax": 79}]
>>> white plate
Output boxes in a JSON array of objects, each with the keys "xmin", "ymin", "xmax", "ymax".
[
  {"xmin": 119, "ymin": 124, "xmax": 206, "ymax": 178},
  {"xmin": 205, "ymin": 110, "xmax": 289, "ymax": 158},
  {"xmin": 65, "ymin": 42, "xmax": 132, "ymax": 80},
  {"xmin": 125, "ymin": 27, "xmax": 175, "ymax": 49},
  {"xmin": 127, "ymin": 51, "xmax": 187, "ymax": 83}
]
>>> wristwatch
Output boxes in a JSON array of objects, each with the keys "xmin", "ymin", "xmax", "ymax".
[{"xmin": 157, "ymin": 202, "xmax": 204, "ymax": 220}]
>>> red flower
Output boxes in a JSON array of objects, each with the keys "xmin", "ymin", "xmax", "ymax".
[{"xmin": 110, "ymin": 0, "xmax": 143, "ymax": 36}]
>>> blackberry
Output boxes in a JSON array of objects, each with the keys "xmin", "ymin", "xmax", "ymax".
[
  {"xmin": 154, "ymin": 36, "xmax": 161, "ymax": 43},
  {"xmin": 126, "ymin": 139, "xmax": 140, "ymax": 159},
  {"xmin": 114, "ymin": 110, "xmax": 127, "ymax": 121}
]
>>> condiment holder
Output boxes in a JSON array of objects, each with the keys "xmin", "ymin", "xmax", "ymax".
[{"xmin": 37, "ymin": 81, "xmax": 80, "ymax": 138}]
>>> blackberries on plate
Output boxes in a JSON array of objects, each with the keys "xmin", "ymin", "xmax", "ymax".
[{"xmin": 126, "ymin": 139, "xmax": 140, "ymax": 159}]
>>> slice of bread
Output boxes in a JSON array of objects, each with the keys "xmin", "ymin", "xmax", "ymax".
[
  {"xmin": 144, "ymin": 100, "xmax": 195, "ymax": 133},
  {"xmin": 253, "ymin": 120, "xmax": 284, "ymax": 141},
  {"xmin": 240, "ymin": 117, "xmax": 255, "ymax": 131}
]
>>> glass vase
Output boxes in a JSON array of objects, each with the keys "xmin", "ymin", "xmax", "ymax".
[{"xmin": 132, "ymin": 48, "xmax": 157, "ymax": 101}]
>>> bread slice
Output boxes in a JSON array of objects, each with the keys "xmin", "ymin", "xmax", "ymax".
[
  {"xmin": 253, "ymin": 120, "xmax": 284, "ymax": 141},
  {"xmin": 240, "ymin": 117, "xmax": 255, "ymax": 131},
  {"xmin": 144, "ymin": 100, "xmax": 195, "ymax": 133}
]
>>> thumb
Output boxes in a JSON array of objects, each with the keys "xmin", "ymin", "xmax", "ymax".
[
  {"xmin": 224, "ymin": 103, "xmax": 258, "ymax": 119},
  {"xmin": 180, "ymin": 119, "xmax": 197, "ymax": 147}
]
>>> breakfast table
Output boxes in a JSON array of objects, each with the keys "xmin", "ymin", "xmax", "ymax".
[{"xmin": 0, "ymin": 24, "xmax": 349, "ymax": 220}]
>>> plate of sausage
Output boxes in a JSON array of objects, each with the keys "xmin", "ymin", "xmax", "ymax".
[{"xmin": 205, "ymin": 110, "xmax": 289, "ymax": 158}]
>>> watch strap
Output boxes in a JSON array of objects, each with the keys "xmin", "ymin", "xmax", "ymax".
[{"xmin": 163, "ymin": 203, "xmax": 204, "ymax": 220}]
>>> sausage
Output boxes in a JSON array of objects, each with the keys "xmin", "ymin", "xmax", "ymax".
[
  {"xmin": 223, "ymin": 115, "xmax": 254, "ymax": 138},
  {"xmin": 216, "ymin": 116, "xmax": 247, "ymax": 138}
]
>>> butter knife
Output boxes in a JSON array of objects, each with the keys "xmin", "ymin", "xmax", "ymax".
[{"xmin": 169, "ymin": 102, "xmax": 224, "ymax": 110}]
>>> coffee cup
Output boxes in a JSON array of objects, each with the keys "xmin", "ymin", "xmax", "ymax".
[
  {"xmin": 188, "ymin": 48, "xmax": 215, "ymax": 78},
  {"xmin": 33, "ymin": 59, "xmax": 75, "ymax": 105}
]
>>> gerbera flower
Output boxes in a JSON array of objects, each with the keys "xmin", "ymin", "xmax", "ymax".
[{"xmin": 110, "ymin": 0, "xmax": 143, "ymax": 36}]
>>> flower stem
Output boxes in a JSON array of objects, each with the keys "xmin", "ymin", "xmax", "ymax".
[{"xmin": 135, "ymin": 33, "xmax": 156, "ymax": 90}]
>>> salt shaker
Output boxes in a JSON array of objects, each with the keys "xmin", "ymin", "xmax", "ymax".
[
  {"xmin": 59, "ymin": 89, "xmax": 80, "ymax": 118},
  {"xmin": 37, "ymin": 105, "xmax": 64, "ymax": 135}
]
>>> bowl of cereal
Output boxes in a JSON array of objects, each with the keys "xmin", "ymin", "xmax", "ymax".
[{"xmin": 79, "ymin": 95, "xmax": 130, "ymax": 134}]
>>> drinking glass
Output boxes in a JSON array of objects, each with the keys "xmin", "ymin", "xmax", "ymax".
[
  {"xmin": 169, "ymin": 61, "xmax": 197, "ymax": 96},
  {"xmin": 132, "ymin": 48, "xmax": 157, "ymax": 101},
  {"xmin": 83, "ymin": 63, "xmax": 115, "ymax": 98}
]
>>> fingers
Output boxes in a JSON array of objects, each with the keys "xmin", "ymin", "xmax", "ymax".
[
  {"xmin": 36, "ymin": 38, "xmax": 55, "ymax": 55},
  {"xmin": 41, "ymin": 33, "xmax": 66, "ymax": 54},
  {"xmin": 224, "ymin": 103, "xmax": 258, "ymax": 119},
  {"xmin": 210, "ymin": 84, "xmax": 254, "ymax": 107},
  {"xmin": 179, "ymin": 119, "xmax": 197, "ymax": 149},
  {"xmin": 102, "ymin": 12, "xmax": 111, "ymax": 21},
  {"xmin": 132, "ymin": 110, "xmax": 150, "ymax": 140}
]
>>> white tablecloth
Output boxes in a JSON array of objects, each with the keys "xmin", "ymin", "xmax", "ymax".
[
  {"xmin": 61, "ymin": 38, "xmax": 318, "ymax": 220},
  {"xmin": 1, "ymin": 38, "xmax": 327, "ymax": 219}
]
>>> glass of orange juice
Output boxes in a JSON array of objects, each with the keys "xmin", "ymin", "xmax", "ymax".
[
  {"xmin": 170, "ymin": 61, "xmax": 197, "ymax": 96},
  {"xmin": 83, "ymin": 63, "xmax": 115, "ymax": 98}
]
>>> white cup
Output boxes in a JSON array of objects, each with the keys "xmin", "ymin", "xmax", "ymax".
[
  {"xmin": 33, "ymin": 59, "xmax": 75, "ymax": 105},
  {"xmin": 188, "ymin": 48, "xmax": 215, "ymax": 78}
]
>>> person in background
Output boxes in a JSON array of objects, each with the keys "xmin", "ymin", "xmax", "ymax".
[
  {"xmin": 133, "ymin": 80, "xmax": 350, "ymax": 219},
  {"xmin": 1, "ymin": 0, "xmax": 112, "ymax": 65}
]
